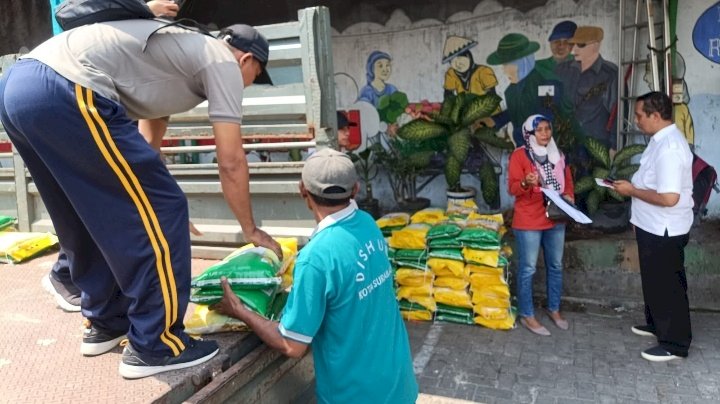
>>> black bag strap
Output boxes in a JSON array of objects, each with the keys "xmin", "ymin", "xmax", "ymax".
[{"xmin": 142, "ymin": 18, "xmax": 213, "ymax": 52}]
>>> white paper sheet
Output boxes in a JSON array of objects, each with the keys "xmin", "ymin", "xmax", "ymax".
[
  {"xmin": 594, "ymin": 178, "xmax": 615, "ymax": 188},
  {"xmin": 541, "ymin": 188, "xmax": 593, "ymax": 224}
]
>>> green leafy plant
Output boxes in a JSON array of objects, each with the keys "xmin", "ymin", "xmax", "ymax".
[
  {"xmin": 395, "ymin": 92, "xmax": 513, "ymax": 202},
  {"xmin": 573, "ymin": 137, "xmax": 646, "ymax": 214},
  {"xmin": 347, "ymin": 146, "xmax": 380, "ymax": 202}
]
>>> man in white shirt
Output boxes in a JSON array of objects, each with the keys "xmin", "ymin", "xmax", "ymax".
[{"xmin": 614, "ymin": 91, "xmax": 694, "ymax": 362}]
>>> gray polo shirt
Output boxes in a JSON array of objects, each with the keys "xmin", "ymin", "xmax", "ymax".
[{"xmin": 23, "ymin": 19, "xmax": 244, "ymax": 124}]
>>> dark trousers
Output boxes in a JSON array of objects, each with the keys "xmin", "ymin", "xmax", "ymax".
[
  {"xmin": 636, "ymin": 226, "xmax": 692, "ymax": 356},
  {"xmin": 0, "ymin": 60, "xmax": 191, "ymax": 357}
]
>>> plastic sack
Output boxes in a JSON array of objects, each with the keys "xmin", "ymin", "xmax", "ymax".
[
  {"xmin": 400, "ymin": 310, "xmax": 433, "ymax": 321},
  {"xmin": 427, "ymin": 257, "xmax": 466, "ymax": 278},
  {"xmin": 395, "ymin": 268, "xmax": 434, "ymax": 287},
  {"xmin": 467, "ymin": 212, "xmax": 504, "ymax": 226},
  {"xmin": 396, "ymin": 284, "xmax": 432, "ymax": 300},
  {"xmin": 376, "ymin": 212, "xmax": 410, "ymax": 229},
  {"xmin": 184, "ymin": 304, "xmax": 249, "ymax": 335},
  {"xmin": 469, "ymin": 272, "xmax": 508, "ymax": 289},
  {"xmin": 191, "ymin": 247, "xmax": 282, "ymax": 289},
  {"xmin": 410, "ymin": 208, "xmax": 447, "ymax": 225},
  {"xmin": 428, "ymin": 237, "xmax": 463, "ymax": 249},
  {"xmin": 470, "ymin": 284, "xmax": 511, "ymax": 308},
  {"xmin": 381, "ymin": 225, "xmax": 405, "ymax": 237},
  {"xmin": 0, "ymin": 232, "xmax": 59, "ymax": 263},
  {"xmin": 435, "ymin": 303, "xmax": 474, "ymax": 324},
  {"xmin": 446, "ymin": 198, "xmax": 478, "ymax": 215},
  {"xmin": 474, "ymin": 308, "xmax": 516, "ymax": 330},
  {"xmin": 466, "ymin": 264, "xmax": 504, "ymax": 276},
  {"xmin": 388, "ymin": 224, "xmax": 431, "ymax": 250},
  {"xmin": 0, "ymin": 216, "xmax": 16, "ymax": 231},
  {"xmin": 426, "ymin": 223, "xmax": 463, "ymax": 240},
  {"xmin": 398, "ymin": 295, "xmax": 437, "ymax": 312},
  {"xmin": 433, "ymin": 276, "xmax": 469, "ymax": 291},
  {"xmin": 433, "ymin": 287, "xmax": 473, "ymax": 309},
  {"xmin": 190, "ymin": 287, "xmax": 277, "ymax": 318},
  {"xmin": 473, "ymin": 305, "xmax": 511, "ymax": 320},
  {"xmin": 457, "ymin": 227, "xmax": 501, "ymax": 250},
  {"xmin": 462, "ymin": 247, "xmax": 500, "ymax": 268},
  {"xmin": 428, "ymin": 248, "xmax": 464, "ymax": 261}
]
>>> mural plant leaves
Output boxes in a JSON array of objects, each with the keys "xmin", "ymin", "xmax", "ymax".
[
  {"xmin": 461, "ymin": 93, "xmax": 502, "ymax": 127},
  {"xmin": 377, "ymin": 91, "xmax": 409, "ymax": 124},
  {"xmin": 396, "ymin": 119, "xmax": 448, "ymax": 141},
  {"xmin": 479, "ymin": 161, "xmax": 500, "ymax": 209}
]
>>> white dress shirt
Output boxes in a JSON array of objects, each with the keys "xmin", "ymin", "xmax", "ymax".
[{"xmin": 630, "ymin": 124, "xmax": 694, "ymax": 236}]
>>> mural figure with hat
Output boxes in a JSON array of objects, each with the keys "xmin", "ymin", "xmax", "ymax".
[
  {"xmin": 442, "ymin": 35, "xmax": 499, "ymax": 98},
  {"xmin": 358, "ymin": 50, "xmax": 399, "ymax": 108},
  {"xmin": 555, "ymin": 26, "xmax": 619, "ymax": 155},
  {"xmin": 485, "ymin": 33, "xmax": 566, "ymax": 148},
  {"xmin": 535, "ymin": 20, "xmax": 577, "ymax": 80}
]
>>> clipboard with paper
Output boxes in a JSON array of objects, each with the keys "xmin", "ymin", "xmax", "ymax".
[{"xmin": 541, "ymin": 188, "xmax": 593, "ymax": 224}]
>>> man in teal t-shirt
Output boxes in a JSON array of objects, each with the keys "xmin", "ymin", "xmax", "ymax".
[{"xmin": 213, "ymin": 148, "xmax": 418, "ymax": 404}]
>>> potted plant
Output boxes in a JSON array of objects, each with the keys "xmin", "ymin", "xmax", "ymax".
[
  {"xmin": 573, "ymin": 137, "xmax": 646, "ymax": 232},
  {"xmin": 395, "ymin": 92, "xmax": 514, "ymax": 207},
  {"xmin": 347, "ymin": 145, "xmax": 382, "ymax": 218}
]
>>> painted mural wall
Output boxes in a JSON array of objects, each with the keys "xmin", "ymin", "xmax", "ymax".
[
  {"xmin": 331, "ymin": 0, "xmax": 621, "ymax": 212},
  {"xmin": 330, "ymin": 0, "xmax": 720, "ymax": 219},
  {"xmin": 680, "ymin": 0, "xmax": 720, "ymax": 217}
]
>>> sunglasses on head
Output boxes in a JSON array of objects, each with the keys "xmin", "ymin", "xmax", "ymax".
[{"xmin": 574, "ymin": 41, "xmax": 596, "ymax": 48}]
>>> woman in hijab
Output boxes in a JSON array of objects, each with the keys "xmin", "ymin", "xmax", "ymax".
[
  {"xmin": 358, "ymin": 51, "xmax": 398, "ymax": 107},
  {"xmin": 508, "ymin": 114, "xmax": 575, "ymax": 336}
]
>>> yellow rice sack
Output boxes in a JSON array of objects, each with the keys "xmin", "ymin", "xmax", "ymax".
[
  {"xmin": 467, "ymin": 212, "xmax": 504, "ymax": 226},
  {"xmin": 469, "ymin": 272, "xmax": 508, "ymax": 289},
  {"xmin": 466, "ymin": 264, "xmax": 504, "ymax": 276},
  {"xmin": 474, "ymin": 309, "xmax": 516, "ymax": 330},
  {"xmin": 471, "ymin": 284, "xmax": 511, "ymax": 308},
  {"xmin": 433, "ymin": 287, "xmax": 473, "ymax": 309},
  {"xmin": 462, "ymin": 247, "xmax": 500, "ymax": 267},
  {"xmin": 433, "ymin": 276, "xmax": 469, "ymax": 290},
  {"xmin": 395, "ymin": 268, "xmax": 434, "ymax": 287},
  {"xmin": 410, "ymin": 208, "xmax": 447, "ymax": 225},
  {"xmin": 401, "ymin": 310, "xmax": 433, "ymax": 321},
  {"xmin": 402, "ymin": 295, "xmax": 437, "ymax": 312},
  {"xmin": 376, "ymin": 212, "xmax": 410, "ymax": 229},
  {"xmin": 184, "ymin": 304, "xmax": 249, "ymax": 335},
  {"xmin": 396, "ymin": 284, "xmax": 432, "ymax": 300},
  {"xmin": 0, "ymin": 232, "xmax": 59, "ymax": 263},
  {"xmin": 473, "ymin": 305, "xmax": 510, "ymax": 320},
  {"xmin": 388, "ymin": 224, "xmax": 431, "ymax": 250},
  {"xmin": 427, "ymin": 257, "xmax": 467, "ymax": 278},
  {"xmin": 446, "ymin": 198, "xmax": 478, "ymax": 215}
]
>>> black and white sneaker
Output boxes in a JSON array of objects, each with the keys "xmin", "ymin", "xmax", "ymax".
[
  {"xmin": 42, "ymin": 273, "xmax": 81, "ymax": 312},
  {"xmin": 641, "ymin": 346, "xmax": 683, "ymax": 362},
  {"xmin": 119, "ymin": 338, "xmax": 219, "ymax": 379},
  {"xmin": 631, "ymin": 324, "xmax": 656, "ymax": 337},
  {"xmin": 80, "ymin": 321, "xmax": 127, "ymax": 356}
]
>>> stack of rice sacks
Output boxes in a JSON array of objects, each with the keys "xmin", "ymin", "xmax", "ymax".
[{"xmin": 377, "ymin": 202, "xmax": 515, "ymax": 330}]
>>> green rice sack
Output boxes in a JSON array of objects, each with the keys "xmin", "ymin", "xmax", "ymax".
[
  {"xmin": 191, "ymin": 247, "xmax": 282, "ymax": 289},
  {"xmin": 190, "ymin": 287, "xmax": 278, "ymax": 318}
]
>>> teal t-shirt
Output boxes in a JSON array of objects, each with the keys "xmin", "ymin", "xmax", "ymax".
[{"xmin": 279, "ymin": 204, "xmax": 418, "ymax": 404}]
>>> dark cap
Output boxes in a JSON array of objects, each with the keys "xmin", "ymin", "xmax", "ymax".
[
  {"xmin": 302, "ymin": 148, "xmax": 357, "ymax": 200},
  {"xmin": 218, "ymin": 24, "xmax": 273, "ymax": 85},
  {"xmin": 548, "ymin": 20, "xmax": 577, "ymax": 41},
  {"xmin": 336, "ymin": 111, "xmax": 357, "ymax": 129}
]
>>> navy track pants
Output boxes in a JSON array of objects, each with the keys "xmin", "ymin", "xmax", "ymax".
[{"xmin": 0, "ymin": 59, "xmax": 191, "ymax": 357}]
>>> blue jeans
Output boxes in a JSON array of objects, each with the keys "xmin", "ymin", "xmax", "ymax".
[{"xmin": 514, "ymin": 224, "xmax": 566, "ymax": 317}]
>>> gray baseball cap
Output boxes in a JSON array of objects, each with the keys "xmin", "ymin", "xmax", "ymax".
[{"xmin": 302, "ymin": 148, "xmax": 358, "ymax": 199}]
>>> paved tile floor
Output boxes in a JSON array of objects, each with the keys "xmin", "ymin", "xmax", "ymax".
[{"xmin": 1, "ymin": 251, "xmax": 719, "ymax": 403}]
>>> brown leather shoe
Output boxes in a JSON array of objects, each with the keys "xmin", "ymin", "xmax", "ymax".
[{"xmin": 520, "ymin": 317, "xmax": 551, "ymax": 336}]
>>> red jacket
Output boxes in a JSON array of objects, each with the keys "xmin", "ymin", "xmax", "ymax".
[{"xmin": 508, "ymin": 147, "xmax": 575, "ymax": 230}]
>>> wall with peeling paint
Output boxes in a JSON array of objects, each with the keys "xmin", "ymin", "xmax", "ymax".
[{"xmin": 678, "ymin": 1, "xmax": 720, "ymax": 217}]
